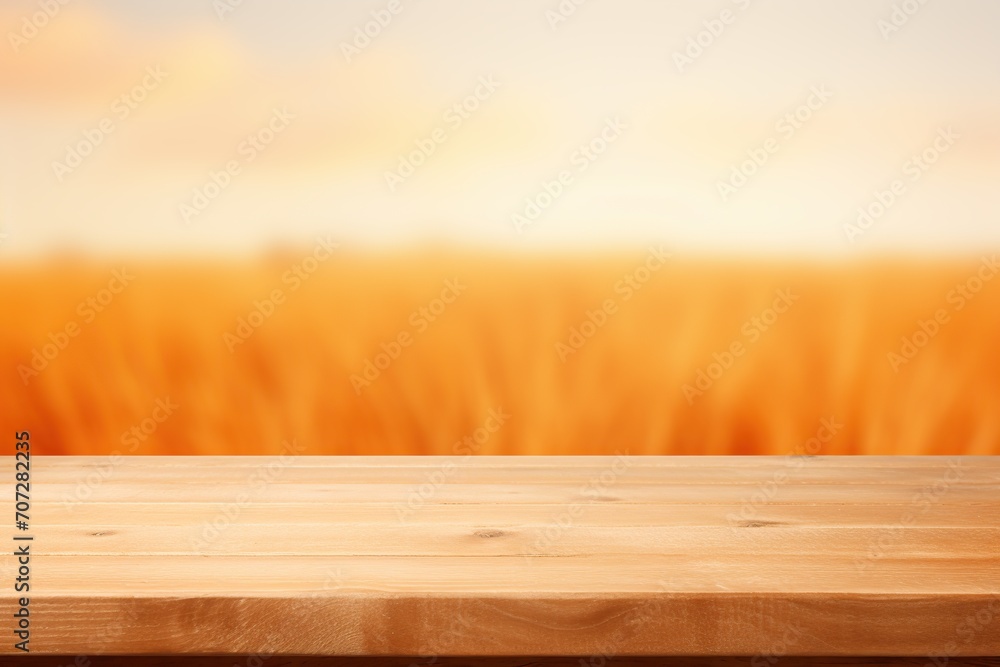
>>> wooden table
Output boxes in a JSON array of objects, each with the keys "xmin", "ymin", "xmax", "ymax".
[{"xmin": 4, "ymin": 456, "xmax": 999, "ymax": 664}]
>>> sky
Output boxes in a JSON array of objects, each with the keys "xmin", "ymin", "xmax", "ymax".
[{"xmin": 1, "ymin": 0, "xmax": 999, "ymax": 257}]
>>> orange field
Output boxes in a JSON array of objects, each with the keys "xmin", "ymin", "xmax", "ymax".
[{"xmin": 2, "ymin": 250, "xmax": 999, "ymax": 456}]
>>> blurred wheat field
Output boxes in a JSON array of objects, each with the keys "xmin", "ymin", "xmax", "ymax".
[{"xmin": 2, "ymin": 251, "xmax": 999, "ymax": 456}]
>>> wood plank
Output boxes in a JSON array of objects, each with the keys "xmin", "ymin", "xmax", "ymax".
[
  {"xmin": 28, "ymin": 462, "xmax": 1000, "ymax": 485},
  {"xmin": 20, "ymin": 553, "xmax": 1000, "ymax": 593},
  {"xmin": 12, "ymin": 659, "xmax": 1000, "ymax": 667},
  {"xmin": 1, "ymin": 456, "xmax": 999, "ymax": 657},
  {"xmin": 24, "ymin": 525, "xmax": 1000, "ymax": 558},
  {"xmin": 32, "ymin": 502, "xmax": 1000, "ymax": 528},
  {"xmin": 25, "ymin": 483, "xmax": 996, "ymax": 505}
]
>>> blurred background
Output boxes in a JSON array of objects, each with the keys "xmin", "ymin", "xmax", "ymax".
[{"xmin": 1, "ymin": 0, "xmax": 998, "ymax": 455}]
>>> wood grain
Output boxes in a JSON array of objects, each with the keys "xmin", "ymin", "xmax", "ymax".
[
  {"xmin": 2, "ymin": 456, "xmax": 998, "ymax": 656},
  {"xmin": 10, "ymin": 659, "xmax": 1000, "ymax": 667}
]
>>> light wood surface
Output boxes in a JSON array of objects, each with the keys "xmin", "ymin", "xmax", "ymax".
[
  {"xmin": 10, "ymin": 659, "xmax": 1000, "ymax": 667},
  {"xmin": 2, "ymin": 456, "xmax": 998, "ymax": 656}
]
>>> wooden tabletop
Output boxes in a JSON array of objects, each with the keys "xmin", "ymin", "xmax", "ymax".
[{"xmin": 3, "ymin": 456, "xmax": 999, "ymax": 657}]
